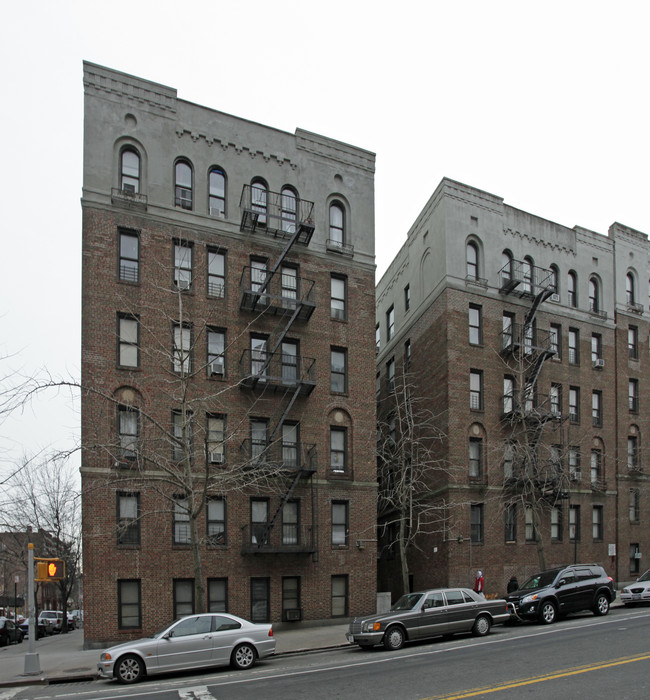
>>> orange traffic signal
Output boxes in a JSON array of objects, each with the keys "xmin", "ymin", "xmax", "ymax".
[{"xmin": 35, "ymin": 559, "xmax": 65, "ymax": 581}]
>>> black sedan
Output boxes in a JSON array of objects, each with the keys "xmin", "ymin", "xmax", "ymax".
[
  {"xmin": 18, "ymin": 619, "xmax": 46, "ymax": 640},
  {"xmin": 347, "ymin": 588, "xmax": 512, "ymax": 650},
  {"xmin": 0, "ymin": 618, "xmax": 24, "ymax": 646}
]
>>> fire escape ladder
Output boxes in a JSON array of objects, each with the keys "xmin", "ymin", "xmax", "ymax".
[
  {"xmin": 526, "ymin": 352, "xmax": 548, "ymax": 393},
  {"xmin": 524, "ymin": 287, "xmax": 554, "ymax": 328},
  {"xmin": 263, "ymin": 468, "xmax": 308, "ymax": 543}
]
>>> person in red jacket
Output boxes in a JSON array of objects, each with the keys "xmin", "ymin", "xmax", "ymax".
[{"xmin": 473, "ymin": 570, "xmax": 484, "ymax": 596}]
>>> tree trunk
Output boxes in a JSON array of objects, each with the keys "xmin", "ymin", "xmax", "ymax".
[
  {"xmin": 190, "ymin": 513, "xmax": 205, "ymax": 613},
  {"xmin": 398, "ymin": 516, "xmax": 409, "ymax": 597}
]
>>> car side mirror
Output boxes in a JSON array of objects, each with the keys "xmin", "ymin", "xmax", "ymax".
[
  {"xmin": 556, "ymin": 579, "xmax": 566, "ymax": 587},
  {"xmin": 163, "ymin": 631, "xmax": 172, "ymax": 639}
]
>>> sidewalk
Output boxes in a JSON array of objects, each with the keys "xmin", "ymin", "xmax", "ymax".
[{"xmin": 0, "ymin": 622, "xmax": 351, "ymax": 687}]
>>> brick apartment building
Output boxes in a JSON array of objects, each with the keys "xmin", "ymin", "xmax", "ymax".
[
  {"xmin": 376, "ymin": 178, "xmax": 650, "ymax": 599},
  {"xmin": 81, "ymin": 63, "xmax": 377, "ymax": 646}
]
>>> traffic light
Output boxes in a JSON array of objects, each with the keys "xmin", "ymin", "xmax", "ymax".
[{"xmin": 35, "ymin": 559, "xmax": 65, "ymax": 581}]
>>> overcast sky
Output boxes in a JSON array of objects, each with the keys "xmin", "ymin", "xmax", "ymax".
[{"xmin": 2, "ymin": 0, "xmax": 649, "ymax": 469}]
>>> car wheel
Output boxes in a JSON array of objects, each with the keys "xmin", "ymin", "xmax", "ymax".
[
  {"xmin": 539, "ymin": 601, "xmax": 557, "ymax": 625},
  {"xmin": 383, "ymin": 626, "xmax": 405, "ymax": 651},
  {"xmin": 593, "ymin": 594, "xmax": 610, "ymax": 616},
  {"xmin": 472, "ymin": 615, "xmax": 491, "ymax": 637},
  {"xmin": 17, "ymin": 633, "xmax": 23, "ymax": 644},
  {"xmin": 231, "ymin": 643, "xmax": 257, "ymax": 670},
  {"xmin": 0, "ymin": 635, "xmax": 7, "ymax": 647},
  {"xmin": 115, "ymin": 654, "xmax": 144, "ymax": 684}
]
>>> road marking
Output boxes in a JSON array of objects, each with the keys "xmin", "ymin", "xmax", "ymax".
[
  {"xmin": 0, "ymin": 690, "xmax": 22, "ymax": 700},
  {"xmin": 178, "ymin": 687, "xmax": 216, "ymax": 699},
  {"xmin": 421, "ymin": 652, "xmax": 650, "ymax": 699}
]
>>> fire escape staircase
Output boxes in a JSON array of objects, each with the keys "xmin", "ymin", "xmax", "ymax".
[{"xmin": 239, "ymin": 187, "xmax": 318, "ymax": 556}]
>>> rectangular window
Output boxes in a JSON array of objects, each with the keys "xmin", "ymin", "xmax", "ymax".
[
  {"xmin": 250, "ymin": 419, "xmax": 268, "ymax": 460},
  {"xmin": 332, "ymin": 501, "xmax": 348, "ymax": 546},
  {"xmin": 282, "ymin": 501, "xmax": 299, "ymax": 545},
  {"xmin": 470, "ymin": 370, "xmax": 483, "ymax": 410},
  {"xmin": 173, "ymin": 324, "xmax": 192, "ymax": 374},
  {"xmin": 173, "ymin": 498, "xmax": 191, "ymax": 545},
  {"xmin": 569, "ymin": 505, "xmax": 580, "ymax": 541},
  {"xmin": 174, "ymin": 242, "xmax": 193, "ymax": 290},
  {"xmin": 281, "ymin": 422, "xmax": 299, "ymax": 468},
  {"xmin": 118, "ymin": 405, "xmax": 139, "ymax": 459},
  {"xmin": 118, "ymin": 315, "xmax": 139, "ymax": 368},
  {"xmin": 281, "ymin": 266, "xmax": 298, "ymax": 308},
  {"xmin": 404, "ymin": 339, "xmax": 411, "ymax": 369},
  {"xmin": 628, "ymin": 436, "xmax": 639, "ymax": 470},
  {"xmin": 282, "ymin": 577, "xmax": 300, "ymax": 619},
  {"xmin": 250, "ymin": 258, "xmax": 268, "ymax": 303},
  {"xmin": 470, "ymin": 504, "xmax": 484, "ymax": 543},
  {"xmin": 568, "ymin": 328, "xmax": 579, "ymax": 365},
  {"xmin": 469, "ymin": 438, "xmax": 483, "ymax": 478},
  {"xmin": 404, "ymin": 284, "xmax": 410, "ymax": 312},
  {"xmin": 375, "ymin": 324, "xmax": 380, "ymax": 353},
  {"xmin": 592, "ymin": 506, "xmax": 603, "ymax": 541},
  {"xmin": 282, "ymin": 341, "xmax": 298, "ymax": 388},
  {"xmin": 251, "ymin": 577, "xmax": 270, "ymax": 623},
  {"xmin": 118, "ymin": 580, "xmax": 141, "ymax": 629},
  {"xmin": 503, "ymin": 443, "xmax": 514, "ymax": 480},
  {"xmin": 207, "ymin": 578, "xmax": 227, "ymax": 612},
  {"xmin": 630, "ymin": 544, "xmax": 641, "ymax": 575},
  {"xmin": 330, "ymin": 427, "xmax": 347, "ymax": 473},
  {"xmin": 549, "ymin": 323, "xmax": 561, "ymax": 358},
  {"xmin": 250, "ymin": 335, "xmax": 268, "ymax": 379},
  {"xmin": 569, "ymin": 387, "xmax": 580, "ymax": 423},
  {"xmin": 569, "ymin": 448, "xmax": 580, "ymax": 480},
  {"xmin": 591, "ymin": 334, "xmax": 602, "ymax": 363},
  {"xmin": 207, "ymin": 414, "xmax": 225, "ymax": 464},
  {"xmin": 207, "ymin": 328, "xmax": 225, "ymax": 377},
  {"xmin": 331, "ymin": 348, "xmax": 347, "ymax": 393},
  {"xmin": 504, "ymin": 504, "xmax": 516, "ymax": 542},
  {"xmin": 331, "ymin": 575, "xmax": 348, "ymax": 617},
  {"xmin": 207, "ymin": 249, "xmax": 226, "ymax": 298},
  {"xmin": 172, "ymin": 410, "xmax": 192, "ymax": 462},
  {"xmin": 525, "ymin": 507, "xmax": 535, "ymax": 542},
  {"xmin": 502, "ymin": 313, "xmax": 514, "ymax": 351},
  {"xmin": 590, "ymin": 449, "xmax": 602, "ymax": 486},
  {"xmin": 117, "ymin": 492, "xmax": 140, "ymax": 545},
  {"xmin": 174, "ymin": 579, "xmax": 194, "ymax": 618},
  {"xmin": 629, "ymin": 379, "xmax": 639, "ymax": 413},
  {"xmin": 251, "ymin": 498, "xmax": 269, "ymax": 545},
  {"xmin": 551, "ymin": 507, "xmax": 562, "ymax": 541},
  {"xmin": 386, "ymin": 357, "xmax": 395, "ymax": 392},
  {"xmin": 119, "ymin": 230, "xmax": 139, "ymax": 283},
  {"xmin": 386, "ymin": 306, "xmax": 395, "ymax": 341},
  {"xmin": 550, "ymin": 383, "xmax": 561, "ymax": 416},
  {"xmin": 331, "ymin": 275, "xmax": 346, "ymax": 320},
  {"xmin": 469, "ymin": 304, "xmax": 482, "ymax": 345},
  {"xmin": 503, "ymin": 376, "xmax": 514, "ymax": 414},
  {"xmin": 629, "ymin": 489, "xmax": 640, "ymax": 523},
  {"xmin": 592, "ymin": 390, "xmax": 602, "ymax": 427},
  {"xmin": 628, "ymin": 326, "xmax": 639, "ymax": 359},
  {"xmin": 207, "ymin": 498, "xmax": 226, "ymax": 545}
]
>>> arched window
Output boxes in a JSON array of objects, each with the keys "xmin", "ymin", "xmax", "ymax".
[
  {"xmin": 251, "ymin": 179, "xmax": 268, "ymax": 225},
  {"xmin": 567, "ymin": 271, "xmax": 577, "ymax": 307},
  {"xmin": 549, "ymin": 265, "xmax": 559, "ymax": 297},
  {"xmin": 281, "ymin": 186, "xmax": 298, "ymax": 234},
  {"xmin": 175, "ymin": 160, "xmax": 193, "ymax": 210},
  {"xmin": 522, "ymin": 256, "xmax": 534, "ymax": 293},
  {"xmin": 329, "ymin": 202, "xmax": 345, "ymax": 247},
  {"xmin": 626, "ymin": 272, "xmax": 635, "ymax": 305},
  {"xmin": 466, "ymin": 241, "xmax": 479, "ymax": 280},
  {"xmin": 589, "ymin": 277, "xmax": 600, "ymax": 313},
  {"xmin": 120, "ymin": 148, "xmax": 140, "ymax": 194},
  {"xmin": 209, "ymin": 167, "xmax": 226, "ymax": 217},
  {"xmin": 501, "ymin": 250, "xmax": 513, "ymax": 285}
]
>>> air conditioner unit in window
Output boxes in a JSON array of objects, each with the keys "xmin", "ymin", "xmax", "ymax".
[
  {"xmin": 634, "ymin": 552, "xmax": 642, "ymax": 559},
  {"xmin": 550, "ymin": 293, "xmax": 560, "ymax": 302},
  {"xmin": 593, "ymin": 359, "xmax": 605, "ymax": 368},
  {"xmin": 122, "ymin": 183, "xmax": 136, "ymax": 194},
  {"xmin": 210, "ymin": 207, "xmax": 225, "ymax": 217},
  {"xmin": 209, "ymin": 452, "xmax": 225, "ymax": 464},
  {"xmin": 177, "ymin": 279, "xmax": 191, "ymax": 290},
  {"xmin": 209, "ymin": 359, "xmax": 225, "ymax": 376},
  {"xmin": 570, "ymin": 472, "xmax": 581, "ymax": 481},
  {"xmin": 284, "ymin": 608, "xmax": 302, "ymax": 622}
]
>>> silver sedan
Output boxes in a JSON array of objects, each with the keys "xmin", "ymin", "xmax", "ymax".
[{"xmin": 98, "ymin": 613, "xmax": 275, "ymax": 683}]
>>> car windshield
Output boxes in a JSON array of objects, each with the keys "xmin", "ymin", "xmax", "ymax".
[
  {"xmin": 391, "ymin": 593, "xmax": 423, "ymax": 611},
  {"xmin": 520, "ymin": 570, "xmax": 561, "ymax": 590},
  {"xmin": 638, "ymin": 570, "xmax": 650, "ymax": 582}
]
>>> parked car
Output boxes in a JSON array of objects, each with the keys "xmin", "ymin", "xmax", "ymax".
[
  {"xmin": 66, "ymin": 612, "xmax": 76, "ymax": 630},
  {"xmin": 97, "ymin": 613, "xmax": 275, "ymax": 684},
  {"xmin": 0, "ymin": 617, "xmax": 23, "ymax": 646},
  {"xmin": 38, "ymin": 610, "xmax": 64, "ymax": 634},
  {"xmin": 620, "ymin": 569, "xmax": 650, "ymax": 606},
  {"xmin": 347, "ymin": 588, "xmax": 513, "ymax": 651},
  {"xmin": 19, "ymin": 619, "xmax": 46, "ymax": 639},
  {"xmin": 505, "ymin": 564, "xmax": 615, "ymax": 624}
]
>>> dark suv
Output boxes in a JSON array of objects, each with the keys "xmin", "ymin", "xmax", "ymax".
[{"xmin": 506, "ymin": 564, "xmax": 615, "ymax": 624}]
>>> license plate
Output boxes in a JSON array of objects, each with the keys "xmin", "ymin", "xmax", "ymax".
[
  {"xmin": 347, "ymin": 633, "xmax": 354, "ymax": 643},
  {"xmin": 633, "ymin": 594, "xmax": 641, "ymax": 600}
]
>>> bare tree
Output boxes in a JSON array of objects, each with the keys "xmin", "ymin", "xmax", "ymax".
[{"xmin": 377, "ymin": 371, "xmax": 451, "ymax": 597}]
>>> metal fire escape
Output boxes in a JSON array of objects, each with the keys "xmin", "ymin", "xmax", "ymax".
[
  {"xmin": 238, "ymin": 185, "xmax": 318, "ymax": 556},
  {"xmin": 499, "ymin": 259, "xmax": 561, "ymax": 493}
]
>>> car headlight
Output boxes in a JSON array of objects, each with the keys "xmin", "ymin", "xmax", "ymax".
[
  {"xmin": 521, "ymin": 594, "xmax": 539, "ymax": 605},
  {"xmin": 100, "ymin": 653, "xmax": 112, "ymax": 661},
  {"xmin": 362, "ymin": 621, "xmax": 382, "ymax": 633},
  {"xmin": 622, "ymin": 588, "xmax": 630, "ymax": 594}
]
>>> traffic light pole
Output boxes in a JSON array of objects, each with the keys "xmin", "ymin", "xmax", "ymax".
[{"xmin": 24, "ymin": 543, "xmax": 40, "ymax": 675}]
